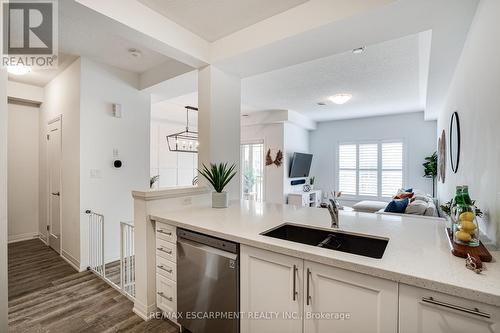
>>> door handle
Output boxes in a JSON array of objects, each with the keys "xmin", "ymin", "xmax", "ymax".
[
  {"xmin": 292, "ymin": 265, "xmax": 298, "ymax": 301},
  {"xmin": 306, "ymin": 268, "xmax": 312, "ymax": 306},
  {"xmin": 157, "ymin": 229, "xmax": 172, "ymax": 236},
  {"xmin": 51, "ymin": 192, "xmax": 60, "ymax": 196}
]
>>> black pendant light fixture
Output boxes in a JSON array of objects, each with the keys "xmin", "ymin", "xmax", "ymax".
[{"xmin": 166, "ymin": 106, "xmax": 198, "ymax": 153}]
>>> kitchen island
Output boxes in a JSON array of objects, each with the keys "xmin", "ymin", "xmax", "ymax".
[{"xmin": 133, "ymin": 187, "xmax": 500, "ymax": 333}]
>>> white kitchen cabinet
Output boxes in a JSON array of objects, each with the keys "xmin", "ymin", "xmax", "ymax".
[
  {"xmin": 240, "ymin": 245, "xmax": 304, "ymax": 333},
  {"xmin": 399, "ymin": 284, "xmax": 500, "ymax": 333},
  {"xmin": 304, "ymin": 260, "xmax": 398, "ymax": 333}
]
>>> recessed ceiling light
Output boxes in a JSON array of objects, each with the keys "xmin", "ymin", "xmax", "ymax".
[
  {"xmin": 7, "ymin": 65, "xmax": 32, "ymax": 76},
  {"xmin": 329, "ymin": 94, "xmax": 352, "ymax": 105},
  {"xmin": 128, "ymin": 48, "xmax": 142, "ymax": 58},
  {"xmin": 352, "ymin": 47, "xmax": 365, "ymax": 54}
]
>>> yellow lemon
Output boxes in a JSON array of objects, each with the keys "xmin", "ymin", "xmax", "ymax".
[
  {"xmin": 460, "ymin": 221, "xmax": 477, "ymax": 233},
  {"xmin": 459, "ymin": 212, "xmax": 475, "ymax": 222},
  {"xmin": 456, "ymin": 230, "xmax": 472, "ymax": 242}
]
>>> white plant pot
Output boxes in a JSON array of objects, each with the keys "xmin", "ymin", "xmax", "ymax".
[{"xmin": 212, "ymin": 192, "xmax": 229, "ymax": 208}]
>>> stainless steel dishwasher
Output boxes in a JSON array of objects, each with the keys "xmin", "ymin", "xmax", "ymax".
[{"xmin": 177, "ymin": 228, "xmax": 239, "ymax": 333}]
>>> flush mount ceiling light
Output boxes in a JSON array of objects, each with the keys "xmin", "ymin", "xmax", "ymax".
[
  {"xmin": 7, "ymin": 65, "xmax": 32, "ymax": 76},
  {"xmin": 352, "ymin": 47, "xmax": 366, "ymax": 54},
  {"xmin": 329, "ymin": 94, "xmax": 353, "ymax": 105},
  {"xmin": 166, "ymin": 106, "xmax": 199, "ymax": 153},
  {"xmin": 128, "ymin": 48, "xmax": 142, "ymax": 58}
]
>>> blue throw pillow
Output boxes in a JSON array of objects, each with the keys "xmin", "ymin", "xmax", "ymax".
[
  {"xmin": 385, "ymin": 198, "xmax": 409, "ymax": 213},
  {"xmin": 405, "ymin": 188, "xmax": 413, "ymax": 193}
]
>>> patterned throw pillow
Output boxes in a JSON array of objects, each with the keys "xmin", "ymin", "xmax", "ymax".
[{"xmin": 394, "ymin": 192, "xmax": 414, "ymax": 200}]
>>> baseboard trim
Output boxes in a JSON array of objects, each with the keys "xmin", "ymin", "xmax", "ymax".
[
  {"xmin": 133, "ymin": 300, "xmax": 157, "ymax": 321},
  {"xmin": 38, "ymin": 234, "xmax": 48, "ymax": 245},
  {"xmin": 8, "ymin": 232, "xmax": 39, "ymax": 243},
  {"xmin": 61, "ymin": 250, "xmax": 84, "ymax": 272}
]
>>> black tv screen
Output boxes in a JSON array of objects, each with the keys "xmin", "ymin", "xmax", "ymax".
[{"xmin": 289, "ymin": 153, "xmax": 313, "ymax": 178}]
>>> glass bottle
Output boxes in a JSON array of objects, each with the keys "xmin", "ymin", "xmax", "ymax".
[
  {"xmin": 462, "ymin": 185, "xmax": 473, "ymax": 206},
  {"xmin": 450, "ymin": 186, "xmax": 463, "ymax": 227},
  {"xmin": 454, "ymin": 204, "xmax": 480, "ymax": 247}
]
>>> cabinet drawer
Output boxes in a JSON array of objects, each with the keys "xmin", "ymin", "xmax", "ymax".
[
  {"xmin": 156, "ymin": 275, "xmax": 176, "ymax": 313},
  {"xmin": 156, "ymin": 222, "xmax": 176, "ymax": 243},
  {"xmin": 399, "ymin": 284, "xmax": 500, "ymax": 333},
  {"xmin": 156, "ymin": 238, "xmax": 176, "ymax": 262},
  {"xmin": 156, "ymin": 256, "xmax": 176, "ymax": 282}
]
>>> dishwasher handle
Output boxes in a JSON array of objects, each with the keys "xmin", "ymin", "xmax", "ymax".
[{"xmin": 178, "ymin": 237, "xmax": 238, "ymax": 260}]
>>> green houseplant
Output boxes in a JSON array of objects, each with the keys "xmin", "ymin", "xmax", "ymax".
[
  {"xmin": 423, "ymin": 152, "xmax": 437, "ymax": 197},
  {"xmin": 199, "ymin": 162, "xmax": 237, "ymax": 208}
]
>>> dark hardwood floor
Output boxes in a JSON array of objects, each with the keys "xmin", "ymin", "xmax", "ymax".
[{"xmin": 8, "ymin": 239, "xmax": 178, "ymax": 333}]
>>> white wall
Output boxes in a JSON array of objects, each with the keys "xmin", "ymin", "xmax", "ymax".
[
  {"xmin": 40, "ymin": 58, "xmax": 81, "ymax": 268},
  {"xmin": 7, "ymin": 103, "xmax": 40, "ymax": 242},
  {"xmin": 310, "ymin": 112, "xmax": 437, "ymax": 203},
  {"xmin": 150, "ymin": 120, "xmax": 198, "ymax": 188},
  {"xmin": 0, "ymin": 66, "xmax": 9, "ymax": 332},
  {"xmin": 437, "ymin": 0, "xmax": 500, "ymax": 244},
  {"xmin": 80, "ymin": 58, "xmax": 150, "ymax": 264},
  {"xmin": 241, "ymin": 123, "xmax": 284, "ymax": 204},
  {"xmin": 283, "ymin": 122, "xmax": 310, "ymax": 198}
]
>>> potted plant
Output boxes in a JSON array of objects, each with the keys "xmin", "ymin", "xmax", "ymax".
[
  {"xmin": 423, "ymin": 152, "xmax": 437, "ymax": 197},
  {"xmin": 150, "ymin": 175, "xmax": 159, "ymax": 189},
  {"xmin": 199, "ymin": 162, "xmax": 237, "ymax": 208},
  {"xmin": 309, "ymin": 176, "xmax": 315, "ymax": 190}
]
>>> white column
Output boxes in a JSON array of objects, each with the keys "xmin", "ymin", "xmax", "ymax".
[{"xmin": 198, "ymin": 66, "xmax": 241, "ymax": 199}]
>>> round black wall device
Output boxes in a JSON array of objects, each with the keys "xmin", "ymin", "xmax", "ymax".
[{"xmin": 114, "ymin": 160, "xmax": 123, "ymax": 168}]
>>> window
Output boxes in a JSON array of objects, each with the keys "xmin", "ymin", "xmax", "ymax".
[{"xmin": 337, "ymin": 141, "xmax": 404, "ymax": 198}]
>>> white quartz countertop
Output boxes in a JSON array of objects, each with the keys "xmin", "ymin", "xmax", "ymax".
[{"xmin": 150, "ymin": 201, "xmax": 500, "ymax": 307}]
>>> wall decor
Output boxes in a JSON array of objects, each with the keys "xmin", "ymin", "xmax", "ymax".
[
  {"xmin": 265, "ymin": 149, "xmax": 283, "ymax": 167},
  {"xmin": 438, "ymin": 130, "xmax": 446, "ymax": 183},
  {"xmin": 449, "ymin": 111, "xmax": 461, "ymax": 173}
]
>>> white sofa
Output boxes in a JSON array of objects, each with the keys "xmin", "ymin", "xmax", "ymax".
[{"xmin": 352, "ymin": 190, "xmax": 439, "ymax": 217}]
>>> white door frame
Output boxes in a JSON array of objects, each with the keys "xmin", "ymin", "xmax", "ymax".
[{"xmin": 47, "ymin": 115, "xmax": 62, "ymax": 253}]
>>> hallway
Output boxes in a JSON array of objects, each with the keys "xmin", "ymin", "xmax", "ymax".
[{"xmin": 8, "ymin": 239, "xmax": 178, "ymax": 332}]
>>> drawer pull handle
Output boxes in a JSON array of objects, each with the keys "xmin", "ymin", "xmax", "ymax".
[
  {"xmin": 157, "ymin": 265, "xmax": 173, "ymax": 273},
  {"xmin": 157, "ymin": 292, "xmax": 173, "ymax": 302},
  {"xmin": 421, "ymin": 297, "xmax": 491, "ymax": 318},
  {"xmin": 157, "ymin": 247, "xmax": 172, "ymax": 255},
  {"xmin": 158, "ymin": 229, "xmax": 172, "ymax": 236}
]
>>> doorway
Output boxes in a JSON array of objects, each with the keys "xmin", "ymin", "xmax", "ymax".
[
  {"xmin": 241, "ymin": 142, "xmax": 264, "ymax": 202},
  {"xmin": 47, "ymin": 118, "xmax": 62, "ymax": 253}
]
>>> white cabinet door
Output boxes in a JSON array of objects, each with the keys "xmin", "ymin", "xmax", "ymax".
[
  {"xmin": 240, "ymin": 245, "xmax": 303, "ymax": 333},
  {"xmin": 399, "ymin": 284, "xmax": 500, "ymax": 333},
  {"xmin": 304, "ymin": 261, "xmax": 398, "ymax": 333}
]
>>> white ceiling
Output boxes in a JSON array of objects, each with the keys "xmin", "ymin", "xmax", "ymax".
[
  {"xmin": 7, "ymin": 53, "xmax": 78, "ymax": 87},
  {"xmin": 137, "ymin": 0, "xmax": 308, "ymax": 42},
  {"xmin": 241, "ymin": 33, "xmax": 426, "ymax": 122},
  {"xmin": 8, "ymin": 1, "xmax": 193, "ymax": 87},
  {"xmin": 152, "ymin": 92, "xmax": 198, "ymax": 125}
]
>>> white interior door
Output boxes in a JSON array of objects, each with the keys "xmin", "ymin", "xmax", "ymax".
[{"xmin": 47, "ymin": 118, "xmax": 62, "ymax": 253}]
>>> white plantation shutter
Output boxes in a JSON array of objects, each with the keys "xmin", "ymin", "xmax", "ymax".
[
  {"xmin": 338, "ymin": 141, "xmax": 404, "ymax": 198},
  {"xmin": 382, "ymin": 142, "xmax": 403, "ymax": 197},
  {"xmin": 358, "ymin": 144, "xmax": 378, "ymax": 196},
  {"xmin": 338, "ymin": 144, "xmax": 356, "ymax": 195}
]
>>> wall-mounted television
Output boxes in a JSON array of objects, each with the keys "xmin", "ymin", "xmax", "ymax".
[{"xmin": 289, "ymin": 153, "xmax": 313, "ymax": 178}]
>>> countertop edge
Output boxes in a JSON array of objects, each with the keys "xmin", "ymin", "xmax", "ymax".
[{"xmin": 150, "ymin": 214, "xmax": 500, "ymax": 307}]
